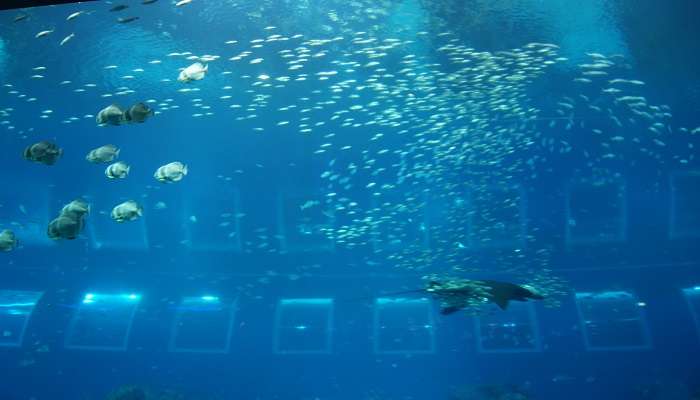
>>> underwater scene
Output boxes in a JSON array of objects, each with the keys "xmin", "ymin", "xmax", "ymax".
[{"xmin": 1, "ymin": 0, "xmax": 699, "ymax": 399}]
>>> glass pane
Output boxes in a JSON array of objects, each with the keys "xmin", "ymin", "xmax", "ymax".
[
  {"xmin": 476, "ymin": 302, "xmax": 541, "ymax": 353},
  {"xmin": 273, "ymin": 298, "xmax": 333, "ymax": 354},
  {"xmin": 0, "ymin": 290, "xmax": 43, "ymax": 347},
  {"xmin": 169, "ymin": 296, "xmax": 236, "ymax": 353},
  {"xmin": 184, "ymin": 187, "xmax": 242, "ymax": 251},
  {"xmin": 65, "ymin": 293, "xmax": 141, "ymax": 351},
  {"xmin": 567, "ymin": 180, "xmax": 627, "ymax": 245},
  {"xmin": 373, "ymin": 298, "xmax": 436, "ymax": 354},
  {"xmin": 575, "ymin": 291, "xmax": 651, "ymax": 351},
  {"xmin": 670, "ymin": 172, "xmax": 700, "ymax": 239}
]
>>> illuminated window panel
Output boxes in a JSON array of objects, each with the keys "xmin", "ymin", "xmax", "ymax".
[
  {"xmin": 87, "ymin": 198, "xmax": 149, "ymax": 250},
  {"xmin": 669, "ymin": 172, "xmax": 700, "ymax": 239},
  {"xmin": 370, "ymin": 198, "xmax": 430, "ymax": 253},
  {"xmin": 64, "ymin": 293, "xmax": 141, "ymax": 351},
  {"xmin": 683, "ymin": 287, "xmax": 700, "ymax": 341},
  {"xmin": 575, "ymin": 291, "xmax": 651, "ymax": 351},
  {"xmin": 0, "ymin": 290, "xmax": 43, "ymax": 347},
  {"xmin": 373, "ymin": 298, "xmax": 436, "ymax": 355},
  {"xmin": 566, "ymin": 180, "xmax": 627, "ymax": 246},
  {"xmin": 475, "ymin": 302, "xmax": 541, "ymax": 353},
  {"xmin": 273, "ymin": 298, "xmax": 333, "ymax": 354},
  {"xmin": 0, "ymin": 188, "xmax": 52, "ymax": 246},
  {"xmin": 169, "ymin": 296, "xmax": 236, "ymax": 353},
  {"xmin": 277, "ymin": 192, "xmax": 334, "ymax": 253},
  {"xmin": 184, "ymin": 187, "xmax": 242, "ymax": 251}
]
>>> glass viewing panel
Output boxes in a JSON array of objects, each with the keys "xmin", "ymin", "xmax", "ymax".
[
  {"xmin": 373, "ymin": 298, "xmax": 436, "ymax": 354},
  {"xmin": 0, "ymin": 290, "xmax": 43, "ymax": 347},
  {"xmin": 273, "ymin": 298, "xmax": 333, "ymax": 354},
  {"xmin": 184, "ymin": 187, "xmax": 242, "ymax": 251},
  {"xmin": 575, "ymin": 291, "xmax": 651, "ymax": 351},
  {"xmin": 566, "ymin": 180, "xmax": 627, "ymax": 246},
  {"xmin": 475, "ymin": 302, "xmax": 541, "ymax": 353},
  {"xmin": 277, "ymin": 193, "xmax": 334, "ymax": 253},
  {"xmin": 670, "ymin": 172, "xmax": 700, "ymax": 239},
  {"xmin": 65, "ymin": 292, "xmax": 141, "ymax": 351},
  {"xmin": 169, "ymin": 296, "xmax": 236, "ymax": 353}
]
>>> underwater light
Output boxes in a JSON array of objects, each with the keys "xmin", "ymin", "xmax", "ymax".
[
  {"xmin": 201, "ymin": 296, "xmax": 219, "ymax": 302},
  {"xmin": 126, "ymin": 293, "xmax": 140, "ymax": 300},
  {"xmin": 694, "ymin": 286, "xmax": 700, "ymax": 291},
  {"xmin": 294, "ymin": 325, "xmax": 308, "ymax": 331}
]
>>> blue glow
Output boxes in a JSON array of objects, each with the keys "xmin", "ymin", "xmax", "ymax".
[
  {"xmin": 201, "ymin": 296, "xmax": 219, "ymax": 302},
  {"xmin": 294, "ymin": 325, "xmax": 308, "ymax": 331},
  {"xmin": 126, "ymin": 294, "xmax": 140, "ymax": 300}
]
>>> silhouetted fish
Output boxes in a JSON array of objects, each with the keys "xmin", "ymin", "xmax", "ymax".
[
  {"xmin": 109, "ymin": 4, "xmax": 128, "ymax": 12},
  {"xmin": 117, "ymin": 16, "xmax": 139, "ymax": 24}
]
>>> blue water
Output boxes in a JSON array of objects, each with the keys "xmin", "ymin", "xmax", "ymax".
[{"xmin": 1, "ymin": 1, "xmax": 700, "ymax": 399}]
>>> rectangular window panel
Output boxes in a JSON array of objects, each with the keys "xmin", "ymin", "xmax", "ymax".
[
  {"xmin": 87, "ymin": 197, "xmax": 149, "ymax": 250},
  {"xmin": 566, "ymin": 179, "xmax": 627, "ymax": 246},
  {"xmin": 683, "ymin": 287, "xmax": 700, "ymax": 342},
  {"xmin": 184, "ymin": 187, "xmax": 242, "ymax": 251},
  {"xmin": 373, "ymin": 298, "xmax": 436, "ymax": 354},
  {"xmin": 670, "ymin": 172, "xmax": 700, "ymax": 239},
  {"xmin": 65, "ymin": 293, "xmax": 141, "ymax": 351},
  {"xmin": 273, "ymin": 298, "xmax": 333, "ymax": 354},
  {"xmin": 277, "ymin": 192, "xmax": 334, "ymax": 253},
  {"xmin": 575, "ymin": 291, "xmax": 651, "ymax": 351},
  {"xmin": 475, "ymin": 302, "xmax": 541, "ymax": 353},
  {"xmin": 0, "ymin": 187, "xmax": 52, "ymax": 246},
  {"xmin": 468, "ymin": 186, "xmax": 527, "ymax": 249},
  {"xmin": 169, "ymin": 296, "xmax": 236, "ymax": 353},
  {"xmin": 0, "ymin": 290, "xmax": 43, "ymax": 347}
]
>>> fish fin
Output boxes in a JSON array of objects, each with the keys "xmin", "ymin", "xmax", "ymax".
[
  {"xmin": 493, "ymin": 296, "xmax": 510, "ymax": 310},
  {"xmin": 182, "ymin": 164, "xmax": 188, "ymax": 175},
  {"xmin": 440, "ymin": 306, "xmax": 462, "ymax": 315},
  {"xmin": 115, "ymin": 148, "xmax": 121, "ymax": 158},
  {"xmin": 126, "ymin": 165, "xmax": 131, "ymax": 174}
]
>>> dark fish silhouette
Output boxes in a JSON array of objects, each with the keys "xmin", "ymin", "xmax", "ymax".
[
  {"xmin": 109, "ymin": 4, "xmax": 128, "ymax": 12},
  {"xmin": 13, "ymin": 14, "xmax": 29, "ymax": 22},
  {"xmin": 23, "ymin": 141, "xmax": 63, "ymax": 165},
  {"xmin": 142, "ymin": 0, "xmax": 158, "ymax": 4},
  {"xmin": 426, "ymin": 279, "xmax": 545, "ymax": 314},
  {"xmin": 117, "ymin": 16, "xmax": 139, "ymax": 24}
]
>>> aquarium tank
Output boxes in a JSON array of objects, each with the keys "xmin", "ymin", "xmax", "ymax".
[{"xmin": 0, "ymin": 0, "xmax": 699, "ymax": 399}]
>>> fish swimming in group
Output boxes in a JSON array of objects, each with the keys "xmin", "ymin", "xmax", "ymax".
[
  {"xmin": 86, "ymin": 144, "xmax": 120, "ymax": 163},
  {"xmin": 23, "ymin": 141, "xmax": 63, "ymax": 165},
  {"xmin": 178, "ymin": 62, "xmax": 208, "ymax": 82},
  {"xmin": 0, "ymin": 229, "xmax": 18, "ymax": 252},
  {"xmin": 105, "ymin": 161, "xmax": 130, "ymax": 179},
  {"xmin": 111, "ymin": 200, "xmax": 143, "ymax": 223},
  {"xmin": 13, "ymin": 14, "xmax": 29, "ymax": 22},
  {"xmin": 48, "ymin": 199, "xmax": 90, "ymax": 240},
  {"xmin": 154, "ymin": 162, "xmax": 188, "ymax": 183},
  {"xmin": 96, "ymin": 103, "xmax": 152, "ymax": 125},
  {"xmin": 142, "ymin": 0, "xmax": 158, "ymax": 4},
  {"xmin": 96, "ymin": 104, "xmax": 127, "ymax": 125},
  {"xmin": 123, "ymin": 102, "xmax": 154, "ymax": 123},
  {"xmin": 35, "ymin": 29, "xmax": 54, "ymax": 38},
  {"xmin": 59, "ymin": 33, "xmax": 75, "ymax": 46}
]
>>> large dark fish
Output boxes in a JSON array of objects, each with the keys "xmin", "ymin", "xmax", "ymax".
[
  {"xmin": 23, "ymin": 141, "xmax": 63, "ymax": 165},
  {"xmin": 117, "ymin": 16, "xmax": 139, "ymax": 24},
  {"xmin": 426, "ymin": 279, "xmax": 545, "ymax": 314},
  {"xmin": 109, "ymin": 4, "xmax": 128, "ymax": 11}
]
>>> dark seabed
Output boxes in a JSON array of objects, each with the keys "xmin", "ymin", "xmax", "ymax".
[{"xmin": 0, "ymin": 0, "xmax": 699, "ymax": 399}]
